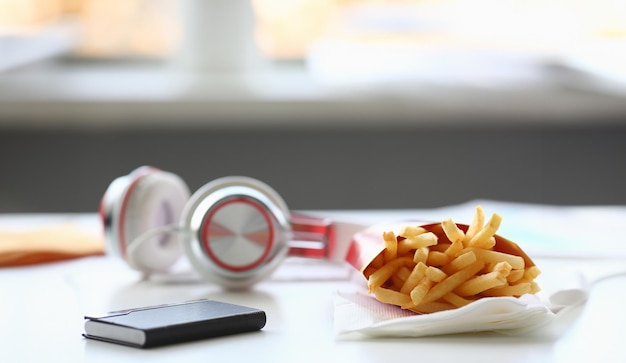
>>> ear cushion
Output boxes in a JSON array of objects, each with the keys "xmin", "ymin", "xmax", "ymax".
[{"xmin": 120, "ymin": 170, "xmax": 190, "ymax": 273}]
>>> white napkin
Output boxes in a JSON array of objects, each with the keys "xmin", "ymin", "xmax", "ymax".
[
  {"xmin": 333, "ymin": 254, "xmax": 626, "ymax": 339},
  {"xmin": 334, "ymin": 290, "xmax": 560, "ymax": 339}
]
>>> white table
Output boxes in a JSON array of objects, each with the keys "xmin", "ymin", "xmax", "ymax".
[{"xmin": 2, "ymin": 201, "xmax": 626, "ymax": 363}]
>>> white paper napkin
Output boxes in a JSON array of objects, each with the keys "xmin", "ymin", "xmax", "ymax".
[{"xmin": 334, "ymin": 290, "xmax": 560, "ymax": 339}]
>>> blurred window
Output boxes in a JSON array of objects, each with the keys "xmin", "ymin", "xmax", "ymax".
[
  {"xmin": 0, "ymin": 0, "xmax": 178, "ymax": 58},
  {"xmin": 0, "ymin": 0, "xmax": 625, "ymax": 59}
]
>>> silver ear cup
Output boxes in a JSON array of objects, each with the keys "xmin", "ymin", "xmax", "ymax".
[
  {"xmin": 100, "ymin": 167, "xmax": 190, "ymax": 273},
  {"xmin": 180, "ymin": 176, "xmax": 291, "ymax": 290}
]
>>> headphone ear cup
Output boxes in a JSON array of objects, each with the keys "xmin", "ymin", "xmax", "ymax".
[
  {"xmin": 107, "ymin": 169, "xmax": 190, "ymax": 273},
  {"xmin": 180, "ymin": 176, "xmax": 292, "ymax": 289}
]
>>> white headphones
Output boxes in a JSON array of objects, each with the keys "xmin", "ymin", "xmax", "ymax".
[{"xmin": 99, "ymin": 166, "xmax": 352, "ymax": 290}]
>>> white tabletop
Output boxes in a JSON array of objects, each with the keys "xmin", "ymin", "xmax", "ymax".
[{"xmin": 1, "ymin": 201, "xmax": 626, "ymax": 363}]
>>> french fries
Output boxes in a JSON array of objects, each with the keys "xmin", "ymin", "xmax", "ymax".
[{"xmin": 365, "ymin": 206, "xmax": 540, "ymax": 314}]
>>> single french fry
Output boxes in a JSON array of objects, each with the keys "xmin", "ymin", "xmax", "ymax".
[
  {"xmin": 425, "ymin": 266, "xmax": 447, "ymax": 282},
  {"xmin": 529, "ymin": 280, "xmax": 541, "ymax": 294},
  {"xmin": 474, "ymin": 236, "xmax": 496, "ymax": 250},
  {"xmin": 524, "ymin": 266, "xmax": 542, "ymax": 280},
  {"xmin": 442, "ymin": 292, "xmax": 476, "ymax": 308},
  {"xmin": 413, "ymin": 247, "xmax": 429, "ymax": 264},
  {"xmin": 444, "ymin": 239, "xmax": 464, "ymax": 258},
  {"xmin": 427, "ymin": 251, "xmax": 450, "ymax": 266},
  {"xmin": 400, "ymin": 226, "xmax": 427, "ymax": 238},
  {"xmin": 455, "ymin": 271, "xmax": 507, "ymax": 296},
  {"xmin": 422, "ymin": 260, "xmax": 485, "ymax": 304},
  {"xmin": 442, "ymin": 218, "xmax": 465, "ymax": 244},
  {"xmin": 373, "ymin": 286, "xmax": 413, "ymax": 307},
  {"xmin": 483, "ymin": 282, "xmax": 531, "ymax": 297},
  {"xmin": 383, "ymin": 231, "xmax": 398, "ymax": 262},
  {"xmin": 441, "ymin": 251, "xmax": 477, "ymax": 275},
  {"xmin": 409, "ymin": 277, "xmax": 433, "ymax": 306},
  {"xmin": 398, "ymin": 232, "xmax": 438, "ymax": 255}
]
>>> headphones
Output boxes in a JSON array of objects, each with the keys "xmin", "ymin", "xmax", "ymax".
[{"xmin": 99, "ymin": 166, "xmax": 356, "ymax": 290}]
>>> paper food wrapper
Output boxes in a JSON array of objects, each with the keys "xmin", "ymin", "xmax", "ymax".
[{"xmin": 336, "ymin": 220, "xmax": 559, "ymax": 338}]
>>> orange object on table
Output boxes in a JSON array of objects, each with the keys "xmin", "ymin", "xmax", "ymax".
[{"xmin": 0, "ymin": 224, "xmax": 104, "ymax": 267}]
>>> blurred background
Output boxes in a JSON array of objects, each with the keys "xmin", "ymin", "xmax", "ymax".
[{"xmin": 1, "ymin": 0, "xmax": 625, "ymax": 213}]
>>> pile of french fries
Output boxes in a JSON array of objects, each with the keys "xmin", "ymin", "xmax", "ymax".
[{"xmin": 364, "ymin": 206, "xmax": 540, "ymax": 314}]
